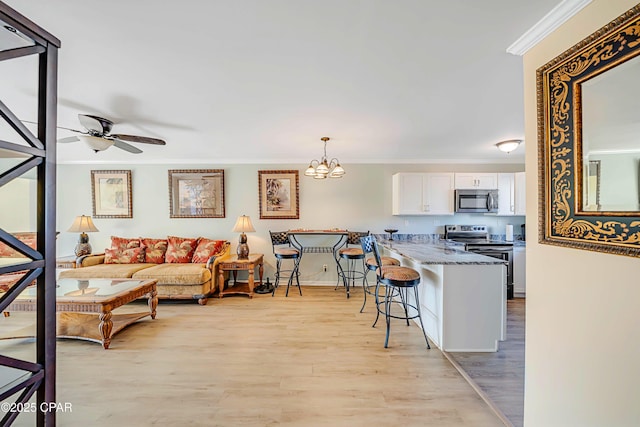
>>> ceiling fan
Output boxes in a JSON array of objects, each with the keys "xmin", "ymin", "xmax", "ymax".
[{"xmin": 57, "ymin": 114, "xmax": 166, "ymax": 154}]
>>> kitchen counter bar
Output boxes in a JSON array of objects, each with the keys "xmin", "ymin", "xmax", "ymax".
[
  {"xmin": 378, "ymin": 239, "xmax": 507, "ymax": 265},
  {"xmin": 377, "ymin": 238, "xmax": 506, "ymax": 352}
]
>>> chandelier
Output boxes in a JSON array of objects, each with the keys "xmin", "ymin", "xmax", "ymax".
[{"xmin": 304, "ymin": 137, "xmax": 345, "ymax": 179}]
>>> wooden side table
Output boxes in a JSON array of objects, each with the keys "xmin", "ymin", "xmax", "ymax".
[
  {"xmin": 56, "ymin": 255, "xmax": 80, "ymax": 269},
  {"xmin": 218, "ymin": 254, "xmax": 264, "ymax": 298}
]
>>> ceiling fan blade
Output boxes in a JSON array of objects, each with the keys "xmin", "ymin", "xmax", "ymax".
[
  {"xmin": 78, "ymin": 114, "xmax": 113, "ymax": 134},
  {"xmin": 58, "ymin": 136, "xmax": 80, "ymax": 143},
  {"xmin": 21, "ymin": 119, "xmax": 84, "ymax": 133},
  {"xmin": 113, "ymin": 139, "xmax": 143, "ymax": 154},
  {"xmin": 110, "ymin": 134, "xmax": 166, "ymax": 145}
]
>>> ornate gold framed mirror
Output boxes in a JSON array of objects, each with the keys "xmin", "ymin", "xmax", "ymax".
[{"xmin": 537, "ymin": 5, "xmax": 640, "ymax": 257}]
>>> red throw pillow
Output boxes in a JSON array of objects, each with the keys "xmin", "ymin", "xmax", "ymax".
[
  {"xmin": 165, "ymin": 236, "xmax": 199, "ymax": 263},
  {"xmin": 192, "ymin": 239, "xmax": 225, "ymax": 263},
  {"xmin": 141, "ymin": 238, "xmax": 168, "ymax": 264},
  {"xmin": 104, "ymin": 247, "xmax": 145, "ymax": 264},
  {"xmin": 110, "ymin": 236, "xmax": 141, "ymax": 250}
]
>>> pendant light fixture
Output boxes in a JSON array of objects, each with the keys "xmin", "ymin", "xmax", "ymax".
[{"xmin": 304, "ymin": 137, "xmax": 345, "ymax": 179}]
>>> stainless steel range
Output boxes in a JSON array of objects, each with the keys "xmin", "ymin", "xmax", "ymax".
[{"xmin": 444, "ymin": 225, "xmax": 514, "ymax": 299}]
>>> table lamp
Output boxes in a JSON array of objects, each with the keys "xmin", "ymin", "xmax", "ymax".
[
  {"xmin": 67, "ymin": 215, "xmax": 99, "ymax": 256},
  {"xmin": 232, "ymin": 215, "xmax": 255, "ymax": 259}
]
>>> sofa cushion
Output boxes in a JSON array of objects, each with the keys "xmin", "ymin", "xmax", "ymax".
[
  {"xmin": 165, "ymin": 236, "xmax": 199, "ymax": 263},
  {"xmin": 59, "ymin": 263, "xmax": 155, "ymax": 279},
  {"xmin": 104, "ymin": 247, "xmax": 145, "ymax": 264},
  {"xmin": 192, "ymin": 239, "xmax": 225, "ymax": 263},
  {"xmin": 132, "ymin": 263, "xmax": 211, "ymax": 285},
  {"xmin": 141, "ymin": 238, "xmax": 168, "ymax": 264},
  {"xmin": 110, "ymin": 236, "xmax": 141, "ymax": 250}
]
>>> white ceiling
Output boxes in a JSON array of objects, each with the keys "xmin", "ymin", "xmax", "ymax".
[{"xmin": 0, "ymin": 0, "xmax": 562, "ymax": 164}]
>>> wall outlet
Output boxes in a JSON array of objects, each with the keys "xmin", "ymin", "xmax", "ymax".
[
  {"xmin": 404, "ymin": 219, "xmax": 410, "ymax": 226},
  {"xmin": 323, "ymin": 264, "xmax": 327, "ymax": 272},
  {"xmin": 434, "ymin": 219, "xmax": 440, "ymax": 226}
]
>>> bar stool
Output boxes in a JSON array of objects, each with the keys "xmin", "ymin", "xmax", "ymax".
[
  {"xmin": 335, "ymin": 231, "xmax": 369, "ymax": 298},
  {"xmin": 360, "ymin": 236, "xmax": 400, "ymax": 313},
  {"xmin": 364, "ymin": 235, "xmax": 430, "ymax": 349},
  {"xmin": 269, "ymin": 231, "xmax": 302, "ymax": 297}
]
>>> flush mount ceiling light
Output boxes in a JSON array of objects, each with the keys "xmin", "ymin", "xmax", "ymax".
[
  {"xmin": 495, "ymin": 139, "xmax": 523, "ymax": 153},
  {"xmin": 304, "ymin": 137, "xmax": 345, "ymax": 179}
]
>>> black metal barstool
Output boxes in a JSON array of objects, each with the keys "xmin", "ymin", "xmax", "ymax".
[
  {"xmin": 269, "ymin": 231, "xmax": 302, "ymax": 297},
  {"xmin": 359, "ymin": 235, "xmax": 400, "ymax": 313},
  {"xmin": 335, "ymin": 231, "xmax": 369, "ymax": 298},
  {"xmin": 364, "ymin": 235, "xmax": 430, "ymax": 349}
]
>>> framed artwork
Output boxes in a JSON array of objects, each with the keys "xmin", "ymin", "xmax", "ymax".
[
  {"xmin": 91, "ymin": 170, "xmax": 133, "ymax": 218},
  {"xmin": 258, "ymin": 170, "xmax": 299, "ymax": 219},
  {"xmin": 168, "ymin": 169, "xmax": 225, "ymax": 218}
]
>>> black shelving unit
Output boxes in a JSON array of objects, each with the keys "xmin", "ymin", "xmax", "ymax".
[{"xmin": 0, "ymin": 2, "xmax": 60, "ymax": 425}]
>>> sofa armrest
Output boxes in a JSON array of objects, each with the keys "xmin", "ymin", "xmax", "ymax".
[
  {"xmin": 77, "ymin": 253, "xmax": 105, "ymax": 267},
  {"xmin": 206, "ymin": 242, "xmax": 231, "ymax": 270}
]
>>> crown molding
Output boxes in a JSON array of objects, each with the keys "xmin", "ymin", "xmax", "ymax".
[{"xmin": 506, "ymin": 0, "xmax": 592, "ymax": 56}]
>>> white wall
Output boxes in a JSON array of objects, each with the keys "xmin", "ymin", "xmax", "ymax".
[
  {"xmin": 523, "ymin": 1, "xmax": 640, "ymax": 425},
  {"xmin": 0, "ymin": 177, "xmax": 37, "ymax": 231},
  {"xmin": 55, "ymin": 162, "xmax": 523, "ymax": 282}
]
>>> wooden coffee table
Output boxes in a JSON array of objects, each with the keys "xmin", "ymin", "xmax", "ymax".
[{"xmin": 7, "ymin": 278, "xmax": 158, "ymax": 349}]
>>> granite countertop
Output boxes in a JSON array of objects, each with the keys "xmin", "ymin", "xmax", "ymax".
[{"xmin": 378, "ymin": 239, "xmax": 508, "ymax": 266}]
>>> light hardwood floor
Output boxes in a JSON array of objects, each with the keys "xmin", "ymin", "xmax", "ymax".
[
  {"xmin": 447, "ymin": 297, "xmax": 525, "ymax": 427},
  {"xmin": 0, "ymin": 286, "xmax": 505, "ymax": 426}
]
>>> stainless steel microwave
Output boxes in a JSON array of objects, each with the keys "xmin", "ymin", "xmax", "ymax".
[{"xmin": 454, "ymin": 189, "xmax": 499, "ymax": 213}]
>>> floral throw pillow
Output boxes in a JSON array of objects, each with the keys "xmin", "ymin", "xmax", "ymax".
[
  {"xmin": 104, "ymin": 247, "xmax": 145, "ymax": 264},
  {"xmin": 110, "ymin": 236, "xmax": 141, "ymax": 251},
  {"xmin": 141, "ymin": 238, "xmax": 168, "ymax": 264},
  {"xmin": 165, "ymin": 236, "xmax": 199, "ymax": 263},
  {"xmin": 192, "ymin": 239, "xmax": 225, "ymax": 263}
]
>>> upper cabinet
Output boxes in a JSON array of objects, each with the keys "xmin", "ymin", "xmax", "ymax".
[
  {"xmin": 454, "ymin": 173, "xmax": 498, "ymax": 189},
  {"xmin": 497, "ymin": 173, "xmax": 515, "ymax": 215},
  {"xmin": 514, "ymin": 172, "xmax": 526, "ymax": 216},
  {"xmin": 496, "ymin": 172, "xmax": 526, "ymax": 216},
  {"xmin": 392, "ymin": 173, "xmax": 454, "ymax": 215}
]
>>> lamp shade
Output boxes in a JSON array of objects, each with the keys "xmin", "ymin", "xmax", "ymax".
[
  {"xmin": 232, "ymin": 215, "xmax": 255, "ymax": 233},
  {"xmin": 67, "ymin": 215, "xmax": 99, "ymax": 233}
]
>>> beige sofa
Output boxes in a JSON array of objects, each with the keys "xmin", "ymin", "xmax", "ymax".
[{"xmin": 59, "ymin": 237, "xmax": 230, "ymax": 305}]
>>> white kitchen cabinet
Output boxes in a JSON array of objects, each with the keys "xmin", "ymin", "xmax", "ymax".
[
  {"xmin": 496, "ymin": 172, "xmax": 526, "ymax": 216},
  {"xmin": 497, "ymin": 173, "xmax": 515, "ymax": 215},
  {"xmin": 513, "ymin": 246, "xmax": 526, "ymax": 295},
  {"xmin": 514, "ymin": 172, "xmax": 526, "ymax": 215},
  {"xmin": 392, "ymin": 172, "xmax": 454, "ymax": 215},
  {"xmin": 454, "ymin": 172, "xmax": 498, "ymax": 189}
]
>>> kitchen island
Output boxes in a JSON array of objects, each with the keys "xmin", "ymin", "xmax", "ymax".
[{"xmin": 379, "ymin": 238, "xmax": 506, "ymax": 352}]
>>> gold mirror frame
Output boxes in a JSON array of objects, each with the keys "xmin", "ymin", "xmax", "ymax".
[{"xmin": 537, "ymin": 5, "xmax": 640, "ymax": 257}]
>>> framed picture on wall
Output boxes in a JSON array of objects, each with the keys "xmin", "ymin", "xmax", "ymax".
[
  {"xmin": 258, "ymin": 170, "xmax": 299, "ymax": 219},
  {"xmin": 91, "ymin": 170, "xmax": 133, "ymax": 218},
  {"xmin": 168, "ymin": 169, "xmax": 225, "ymax": 218}
]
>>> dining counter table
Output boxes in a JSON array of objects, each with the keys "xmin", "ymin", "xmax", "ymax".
[{"xmin": 375, "ymin": 237, "xmax": 507, "ymax": 352}]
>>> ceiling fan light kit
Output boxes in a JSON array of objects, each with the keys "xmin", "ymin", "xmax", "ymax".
[
  {"xmin": 495, "ymin": 139, "xmax": 523, "ymax": 153},
  {"xmin": 57, "ymin": 114, "xmax": 166, "ymax": 154},
  {"xmin": 78, "ymin": 134, "xmax": 114, "ymax": 152}
]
